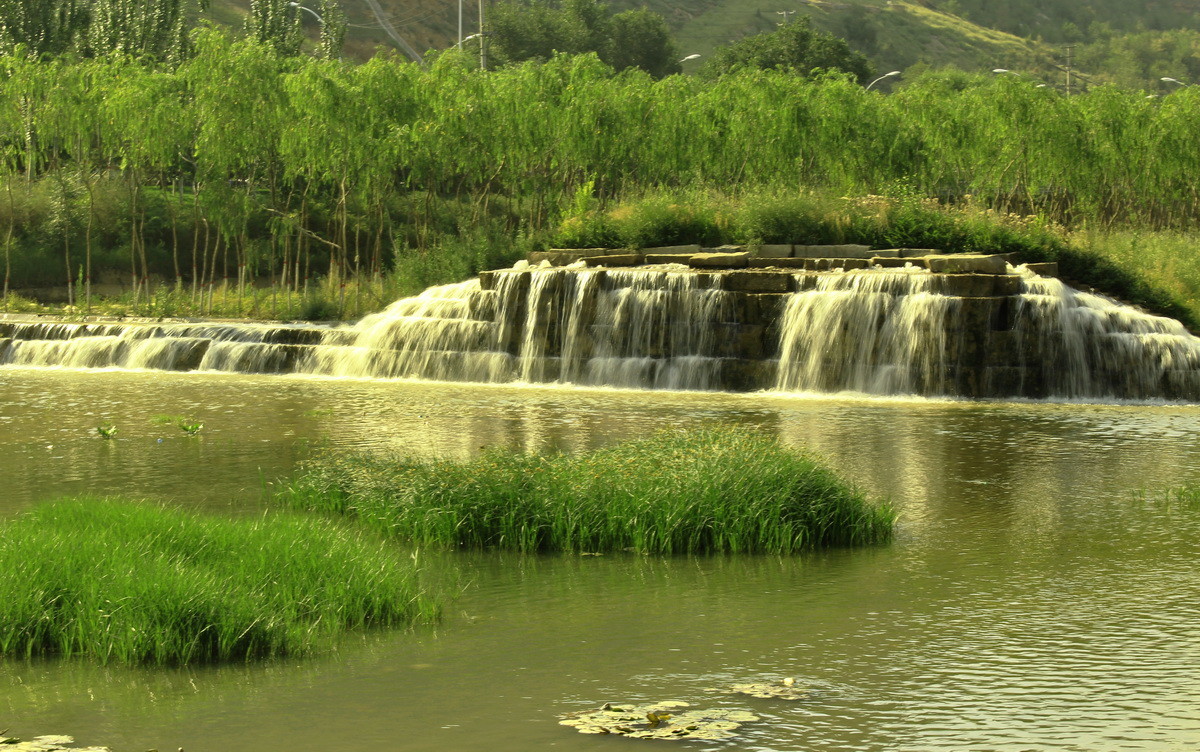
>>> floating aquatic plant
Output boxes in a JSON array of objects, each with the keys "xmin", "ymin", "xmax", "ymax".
[
  {"xmin": 153, "ymin": 415, "xmax": 203, "ymax": 435},
  {"xmin": 95, "ymin": 423, "xmax": 117, "ymax": 439},
  {"xmin": 559, "ymin": 701, "xmax": 758, "ymax": 741},
  {"xmin": 0, "ymin": 736, "xmax": 108, "ymax": 752},
  {"xmin": 729, "ymin": 677, "xmax": 815, "ymax": 701}
]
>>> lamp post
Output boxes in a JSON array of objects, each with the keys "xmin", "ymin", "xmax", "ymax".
[
  {"xmin": 866, "ymin": 70, "xmax": 900, "ymax": 91},
  {"xmin": 288, "ymin": 2, "xmax": 322, "ymax": 23}
]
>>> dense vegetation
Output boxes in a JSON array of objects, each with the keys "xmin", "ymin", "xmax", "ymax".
[
  {"xmin": 282, "ymin": 427, "xmax": 896, "ymax": 554},
  {"xmin": 0, "ymin": 498, "xmax": 438, "ymax": 665},
  {"xmin": 1, "ymin": 32, "xmax": 1198, "ymax": 320}
]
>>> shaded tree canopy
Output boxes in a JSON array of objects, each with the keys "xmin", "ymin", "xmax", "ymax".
[
  {"xmin": 488, "ymin": 0, "xmax": 681, "ymax": 78},
  {"xmin": 700, "ymin": 18, "xmax": 872, "ymax": 83}
]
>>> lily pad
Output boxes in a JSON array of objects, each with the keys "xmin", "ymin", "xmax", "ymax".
[
  {"xmin": 559, "ymin": 701, "xmax": 758, "ymax": 741},
  {"xmin": 729, "ymin": 677, "xmax": 815, "ymax": 701}
]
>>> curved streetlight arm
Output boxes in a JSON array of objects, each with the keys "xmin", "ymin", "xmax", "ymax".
[
  {"xmin": 865, "ymin": 70, "xmax": 901, "ymax": 91},
  {"xmin": 288, "ymin": 2, "xmax": 323, "ymax": 23}
]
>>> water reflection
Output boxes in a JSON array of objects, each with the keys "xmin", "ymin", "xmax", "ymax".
[{"xmin": 2, "ymin": 368, "xmax": 1200, "ymax": 750}]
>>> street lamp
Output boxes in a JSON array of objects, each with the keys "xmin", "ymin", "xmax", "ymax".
[
  {"xmin": 866, "ymin": 70, "xmax": 900, "ymax": 90},
  {"xmin": 456, "ymin": 32, "xmax": 483, "ymax": 48},
  {"xmin": 288, "ymin": 2, "xmax": 322, "ymax": 23},
  {"xmin": 679, "ymin": 54, "xmax": 701, "ymax": 63}
]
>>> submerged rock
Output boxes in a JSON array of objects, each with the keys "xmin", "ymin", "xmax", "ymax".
[{"xmin": 559, "ymin": 701, "xmax": 758, "ymax": 741}]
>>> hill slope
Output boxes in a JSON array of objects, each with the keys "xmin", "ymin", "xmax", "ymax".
[{"xmin": 211, "ymin": 0, "xmax": 1200, "ymax": 88}]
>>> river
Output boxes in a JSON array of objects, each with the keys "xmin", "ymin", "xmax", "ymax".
[{"xmin": 2, "ymin": 367, "xmax": 1199, "ymax": 751}]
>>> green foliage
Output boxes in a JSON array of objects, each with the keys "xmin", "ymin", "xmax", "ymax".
[
  {"xmin": 700, "ymin": 17, "xmax": 872, "ymax": 82},
  {"xmin": 0, "ymin": 498, "xmax": 438, "ymax": 664},
  {"xmin": 246, "ymin": 0, "xmax": 304, "ymax": 56},
  {"xmin": 282, "ymin": 426, "xmax": 896, "ymax": 554},
  {"xmin": 488, "ymin": 0, "xmax": 679, "ymax": 77}
]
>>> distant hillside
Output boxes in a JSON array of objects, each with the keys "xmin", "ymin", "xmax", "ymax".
[{"xmin": 209, "ymin": 0, "xmax": 1200, "ymax": 88}]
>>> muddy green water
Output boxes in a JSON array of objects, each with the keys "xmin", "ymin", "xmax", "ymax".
[{"xmin": 2, "ymin": 368, "xmax": 1200, "ymax": 751}]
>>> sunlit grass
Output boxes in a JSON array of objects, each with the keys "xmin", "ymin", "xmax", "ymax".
[
  {"xmin": 283, "ymin": 427, "xmax": 895, "ymax": 555},
  {"xmin": 0, "ymin": 498, "xmax": 439, "ymax": 665}
]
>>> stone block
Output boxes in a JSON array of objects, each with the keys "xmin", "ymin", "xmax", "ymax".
[
  {"xmin": 927, "ymin": 254, "xmax": 1009, "ymax": 275},
  {"xmin": 794, "ymin": 244, "xmax": 874, "ymax": 259},
  {"xmin": 749, "ymin": 257, "xmax": 808, "ymax": 269},
  {"xmin": 477, "ymin": 270, "xmax": 496, "ymax": 290},
  {"xmin": 953, "ymin": 297, "xmax": 1007, "ymax": 332},
  {"xmin": 1023, "ymin": 262, "xmax": 1059, "ymax": 278},
  {"xmin": 644, "ymin": 254, "xmax": 695, "ymax": 265},
  {"xmin": 724, "ymin": 271, "xmax": 793, "ymax": 293},
  {"xmin": 872, "ymin": 257, "xmax": 926, "ymax": 269},
  {"xmin": 747, "ymin": 293, "xmax": 792, "ymax": 321},
  {"xmin": 643, "ymin": 244, "xmax": 701, "ymax": 255},
  {"xmin": 896, "ymin": 248, "xmax": 940, "ymax": 258},
  {"xmin": 719, "ymin": 359, "xmax": 775, "ymax": 391},
  {"xmin": 582, "ymin": 253, "xmax": 643, "ymax": 267},
  {"xmin": 531, "ymin": 249, "xmax": 604, "ymax": 266},
  {"xmin": 261, "ymin": 327, "xmax": 326, "ymax": 346},
  {"xmin": 931, "ymin": 273, "xmax": 1000, "ymax": 297},
  {"xmin": 992, "ymin": 274, "xmax": 1023, "ymax": 297},
  {"xmin": 794, "ymin": 273, "xmax": 818, "ymax": 291},
  {"xmin": 689, "ymin": 252, "xmax": 749, "ymax": 269},
  {"xmin": 751, "ymin": 244, "xmax": 794, "ymax": 258},
  {"xmin": 711, "ymin": 323, "xmax": 767, "ymax": 359},
  {"xmin": 805, "ymin": 258, "xmax": 870, "ymax": 271}
]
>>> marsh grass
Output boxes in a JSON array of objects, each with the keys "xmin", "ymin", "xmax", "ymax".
[
  {"xmin": 283, "ymin": 427, "xmax": 895, "ymax": 555},
  {"xmin": 0, "ymin": 499, "xmax": 439, "ymax": 665}
]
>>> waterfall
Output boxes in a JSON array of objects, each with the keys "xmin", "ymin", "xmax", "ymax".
[
  {"xmin": 4, "ymin": 263, "xmax": 1200, "ymax": 402},
  {"xmin": 775, "ymin": 269, "xmax": 956, "ymax": 395},
  {"xmin": 1011, "ymin": 271, "xmax": 1200, "ymax": 400}
]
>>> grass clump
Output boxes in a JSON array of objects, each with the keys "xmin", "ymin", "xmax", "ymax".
[
  {"xmin": 283, "ymin": 427, "xmax": 895, "ymax": 555},
  {"xmin": 0, "ymin": 499, "xmax": 438, "ymax": 665}
]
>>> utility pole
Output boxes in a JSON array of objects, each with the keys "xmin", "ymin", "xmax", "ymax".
[
  {"xmin": 479, "ymin": 0, "xmax": 487, "ymax": 69},
  {"xmin": 1064, "ymin": 44, "xmax": 1075, "ymax": 96},
  {"xmin": 776, "ymin": 10, "xmax": 796, "ymax": 25}
]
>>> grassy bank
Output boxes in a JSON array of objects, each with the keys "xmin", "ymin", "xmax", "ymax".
[
  {"xmin": 283, "ymin": 427, "xmax": 895, "ymax": 555},
  {"xmin": 0, "ymin": 499, "xmax": 438, "ymax": 665},
  {"xmin": 553, "ymin": 189, "xmax": 1200, "ymax": 329}
]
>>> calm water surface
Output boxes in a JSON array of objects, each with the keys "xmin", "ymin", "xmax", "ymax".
[{"xmin": 2, "ymin": 367, "xmax": 1199, "ymax": 751}]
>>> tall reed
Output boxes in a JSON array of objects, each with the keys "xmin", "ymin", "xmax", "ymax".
[
  {"xmin": 0, "ymin": 498, "xmax": 439, "ymax": 665},
  {"xmin": 283, "ymin": 427, "xmax": 895, "ymax": 555}
]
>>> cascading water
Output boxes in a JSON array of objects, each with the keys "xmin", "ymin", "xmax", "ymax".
[
  {"xmin": 774, "ymin": 268, "xmax": 956, "ymax": 395},
  {"xmin": 1011, "ymin": 272, "xmax": 1200, "ymax": 400},
  {"xmin": 3, "ymin": 262, "xmax": 1200, "ymax": 402},
  {"xmin": 301, "ymin": 267, "xmax": 734, "ymax": 390}
]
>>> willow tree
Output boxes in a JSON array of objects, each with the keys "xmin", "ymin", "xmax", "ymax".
[
  {"xmin": 183, "ymin": 31, "xmax": 286, "ymax": 312},
  {"xmin": 0, "ymin": 0, "xmax": 89, "ymax": 57},
  {"xmin": 84, "ymin": 0, "xmax": 209, "ymax": 63}
]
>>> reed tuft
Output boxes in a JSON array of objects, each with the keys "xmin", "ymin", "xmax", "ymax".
[
  {"xmin": 283, "ymin": 427, "xmax": 895, "ymax": 555},
  {"xmin": 0, "ymin": 498, "xmax": 439, "ymax": 665}
]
